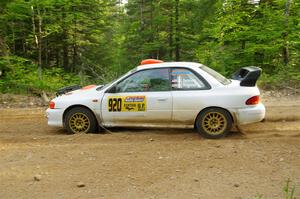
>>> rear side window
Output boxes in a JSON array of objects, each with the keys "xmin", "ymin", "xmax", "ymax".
[{"xmin": 171, "ymin": 68, "xmax": 208, "ymax": 90}]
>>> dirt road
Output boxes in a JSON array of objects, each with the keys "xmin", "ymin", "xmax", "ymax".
[{"xmin": 0, "ymin": 97, "xmax": 300, "ymax": 199}]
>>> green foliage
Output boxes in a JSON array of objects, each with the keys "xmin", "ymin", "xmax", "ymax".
[
  {"xmin": 0, "ymin": 56, "xmax": 80, "ymax": 93},
  {"xmin": 283, "ymin": 179, "xmax": 296, "ymax": 199},
  {"xmin": 0, "ymin": 0, "xmax": 120, "ymax": 83},
  {"xmin": 251, "ymin": 179, "xmax": 297, "ymax": 199},
  {"xmin": 252, "ymin": 194, "xmax": 263, "ymax": 199},
  {"xmin": 197, "ymin": 0, "xmax": 300, "ymax": 80},
  {"xmin": 0, "ymin": 0, "xmax": 299, "ymax": 94},
  {"xmin": 260, "ymin": 67, "xmax": 300, "ymax": 89}
]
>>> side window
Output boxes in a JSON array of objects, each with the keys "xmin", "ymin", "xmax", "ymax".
[
  {"xmin": 171, "ymin": 68, "xmax": 207, "ymax": 90},
  {"xmin": 116, "ymin": 68, "xmax": 170, "ymax": 92}
]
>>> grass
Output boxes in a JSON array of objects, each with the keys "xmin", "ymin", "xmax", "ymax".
[
  {"xmin": 252, "ymin": 179, "xmax": 296, "ymax": 199},
  {"xmin": 283, "ymin": 179, "xmax": 296, "ymax": 199}
]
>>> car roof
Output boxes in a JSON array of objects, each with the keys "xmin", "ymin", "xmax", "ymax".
[{"xmin": 136, "ymin": 62, "xmax": 205, "ymax": 71}]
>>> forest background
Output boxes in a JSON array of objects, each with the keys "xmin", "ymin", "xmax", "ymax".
[{"xmin": 0, "ymin": 0, "xmax": 299, "ymax": 94}]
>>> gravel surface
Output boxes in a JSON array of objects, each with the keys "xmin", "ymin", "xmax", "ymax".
[{"xmin": 0, "ymin": 94, "xmax": 299, "ymax": 199}]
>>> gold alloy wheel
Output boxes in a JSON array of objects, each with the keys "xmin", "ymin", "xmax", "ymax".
[
  {"xmin": 201, "ymin": 112, "xmax": 227, "ymax": 135},
  {"xmin": 69, "ymin": 112, "xmax": 90, "ymax": 133}
]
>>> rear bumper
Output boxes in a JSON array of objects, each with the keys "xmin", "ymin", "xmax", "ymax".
[
  {"xmin": 46, "ymin": 108, "xmax": 64, "ymax": 127},
  {"xmin": 236, "ymin": 103, "xmax": 265, "ymax": 125}
]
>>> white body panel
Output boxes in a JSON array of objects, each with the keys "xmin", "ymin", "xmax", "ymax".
[
  {"xmin": 101, "ymin": 91, "xmax": 172, "ymax": 126},
  {"xmin": 171, "ymin": 90, "xmax": 211, "ymax": 124},
  {"xmin": 46, "ymin": 62, "xmax": 265, "ymax": 129},
  {"xmin": 236, "ymin": 103, "xmax": 265, "ymax": 125}
]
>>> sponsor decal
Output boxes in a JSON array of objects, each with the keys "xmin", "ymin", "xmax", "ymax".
[
  {"xmin": 108, "ymin": 96, "xmax": 146, "ymax": 112},
  {"xmin": 171, "ymin": 70, "xmax": 191, "ymax": 76},
  {"xmin": 124, "ymin": 96, "xmax": 145, "ymax": 102}
]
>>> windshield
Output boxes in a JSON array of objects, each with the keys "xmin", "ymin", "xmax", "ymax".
[{"xmin": 200, "ymin": 65, "xmax": 231, "ymax": 85}]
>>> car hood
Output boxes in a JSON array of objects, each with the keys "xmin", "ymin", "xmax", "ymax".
[{"xmin": 51, "ymin": 86, "xmax": 105, "ymax": 106}]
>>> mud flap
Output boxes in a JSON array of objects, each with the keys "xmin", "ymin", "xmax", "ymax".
[
  {"xmin": 232, "ymin": 66, "xmax": 262, "ymax": 87},
  {"xmin": 232, "ymin": 112, "xmax": 246, "ymax": 136}
]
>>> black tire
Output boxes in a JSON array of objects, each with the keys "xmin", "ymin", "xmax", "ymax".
[
  {"xmin": 195, "ymin": 108, "xmax": 232, "ymax": 139},
  {"xmin": 64, "ymin": 107, "xmax": 97, "ymax": 134}
]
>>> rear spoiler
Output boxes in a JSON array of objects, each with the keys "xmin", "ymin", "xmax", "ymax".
[
  {"xmin": 232, "ymin": 66, "xmax": 262, "ymax": 87},
  {"xmin": 56, "ymin": 85, "xmax": 81, "ymax": 96}
]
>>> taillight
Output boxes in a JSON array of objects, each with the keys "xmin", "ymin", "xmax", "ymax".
[
  {"xmin": 246, "ymin": 96, "xmax": 260, "ymax": 105},
  {"xmin": 49, "ymin": 101, "xmax": 55, "ymax": 109}
]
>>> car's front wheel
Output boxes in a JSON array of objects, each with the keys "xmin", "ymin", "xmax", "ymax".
[
  {"xmin": 64, "ymin": 107, "xmax": 97, "ymax": 134},
  {"xmin": 195, "ymin": 108, "xmax": 232, "ymax": 139}
]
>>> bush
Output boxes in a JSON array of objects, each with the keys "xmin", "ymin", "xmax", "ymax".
[
  {"xmin": 0, "ymin": 56, "xmax": 80, "ymax": 94},
  {"xmin": 259, "ymin": 67, "xmax": 300, "ymax": 90}
]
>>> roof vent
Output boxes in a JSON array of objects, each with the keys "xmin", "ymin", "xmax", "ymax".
[{"xmin": 141, "ymin": 59, "xmax": 164, "ymax": 65}]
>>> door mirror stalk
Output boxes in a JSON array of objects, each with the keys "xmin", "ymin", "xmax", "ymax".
[{"xmin": 107, "ymin": 86, "xmax": 117, "ymax": 93}]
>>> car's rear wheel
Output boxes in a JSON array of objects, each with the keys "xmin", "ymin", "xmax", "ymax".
[
  {"xmin": 64, "ymin": 107, "xmax": 97, "ymax": 134},
  {"xmin": 195, "ymin": 108, "xmax": 232, "ymax": 139}
]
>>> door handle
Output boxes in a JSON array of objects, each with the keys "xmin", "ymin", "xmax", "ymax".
[{"xmin": 157, "ymin": 98, "xmax": 167, "ymax": 102}]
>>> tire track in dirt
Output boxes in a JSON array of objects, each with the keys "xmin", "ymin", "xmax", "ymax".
[
  {"xmin": 0, "ymin": 104, "xmax": 300, "ymax": 199},
  {"xmin": 1, "ymin": 105, "xmax": 300, "ymax": 141}
]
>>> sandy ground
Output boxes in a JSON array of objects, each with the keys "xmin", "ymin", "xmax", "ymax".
[{"xmin": 0, "ymin": 96, "xmax": 300, "ymax": 199}]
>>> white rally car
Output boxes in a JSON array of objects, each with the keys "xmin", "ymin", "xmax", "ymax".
[{"xmin": 46, "ymin": 59, "xmax": 265, "ymax": 139}]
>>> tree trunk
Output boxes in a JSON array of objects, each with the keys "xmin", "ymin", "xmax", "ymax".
[
  {"xmin": 12, "ymin": 23, "xmax": 15, "ymax": 54},
  {"xmin": 140, "ymin": 0, "xmax": 144, "ymax": 58},
  {"xmin": 56, "ymin": 48, "xmax": 60, "ymax": 66},
  {"xmin": 22, "ymin": 23, "xmax": 26, "ymax": 54},
  {"xmin": 45, "ymin": 37, "xmax": 48, "ymax": 68},
  {"xmin": 241, "ymin": 40, "xmax": 246, "ymax": 49},
  {"xmin": 31, "ymin": 5, "xmax": 42, "ymax": 80},
  {"xmin": 0, "ymin": 36, "xmax": 8, "ymax": 56},
  {"xmin": 175, "ymin": 0, "xmax": 180, "ymax": 61},
  {"xmin": 63, "ymin": 40, "xmax": 69, "ymax": 70},
  {"xmin": 168, "ymin": 2, "xmax": 174, "ymax": 60},
  {"xmin": 150, "ymin": 0, "xmax": 154, "ymax": 58},
  {"xmin": 37, "ymin": 6, "xmax": 42, "ymax": 80},
  {"xmin": 283, "ymin": 0, "xmax": 292, "ymax": 66},
  {"xmin": 140, "ymin": 0, "xmax": 144, "ymax": 29},
  {"xmin": 62, "ymin": 8, "xmax": 69, "ymax": 71},
  {"xmin": 72, "ymin": 8, "xmax": 77, "ymax": 72}
]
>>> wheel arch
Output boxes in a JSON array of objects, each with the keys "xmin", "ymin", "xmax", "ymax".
[
  {"xmin": 194, "ymin": 106, "xmax": 235, "ymax": 128},
  {"xmin": 63, "ymin": 104, "xmax": 99, "ymax": 127}
]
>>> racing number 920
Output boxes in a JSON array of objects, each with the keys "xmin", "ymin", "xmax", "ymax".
[{"xmin": 108, "ymin": 98, "xmax": 122, "ymax": 112}]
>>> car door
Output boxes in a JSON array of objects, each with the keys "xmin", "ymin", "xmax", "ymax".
[
  {"xmin": 101, "ymin": 68, "xmax": 172, "ymax": 127},
  {"xmin": 170, "ymin": 67, "xmax": 212, "ymax": 125}
]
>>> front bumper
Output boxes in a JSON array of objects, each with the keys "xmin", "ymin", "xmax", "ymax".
[
  {"xmin": 236, "ymin": 103, "xmax": 265, "ymax": 125},
  {"xmin": 46, "ymin": 108, "xmax": 64, "ymax": 127}
]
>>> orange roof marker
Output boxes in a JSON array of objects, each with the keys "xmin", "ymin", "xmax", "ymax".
[
  {"xmin": 141, "ymin": 59, "xmax": 164, "ymax": 65},
  {"xmin": 81, "ymin": 85, "xmax": 96, "ymax": 90}
]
